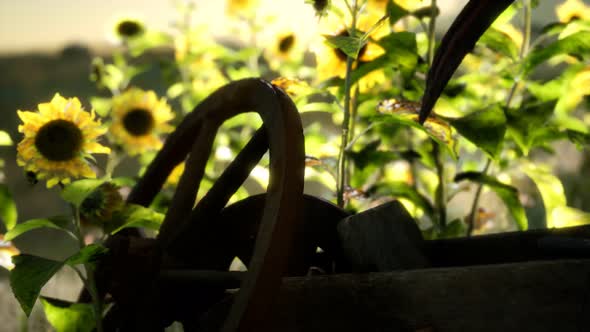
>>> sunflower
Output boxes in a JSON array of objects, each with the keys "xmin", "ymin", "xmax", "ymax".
[
  {"xmin": 109, "ymin": 88, "xmax": 175, "ymax": 155},
  {"xmin": 80, "ymin": 182, "xmax": 124, "ymax": 224},
  {"xmin": 164, "ymin": 162, "xmax": 185, "ymax": 188},
  {"xmin": 110, "ymin": 16, "xmax": 145, "ymax": 43},
  {"xmin": 312, "ymin": 9, "xmax": 388, "ymax": 91},
  {"xmin": 306, "ymin": 0, "xmax": 330, "ymax": 17},
  {"xmin": 263, "ymin": 27, "xmax": 306, "ymax": 70},
  {"xmin": 366, "ymin": 0, "xmax": 388, "ymax": 14},
  {"xmin": 495, "ymin": 22, "xmax": 523, "ymax": 50},
  {"xmin": 395, "ymin": 0, "xmax": 425, "ymax": 11},
  {"xmin": 226, "ymin": 0, "xmax": 259, "ymax": 17},
  {"xmin": 271, "ymin": 77, "xmax": 310, "ymax": 97},
  {"xmin": 0, "ymin": 234, "xmax": 19, "ymax": 270},
  {"xmin": 556, "ymin": 0, "xmax": 590, "ymax": 23},
  {"xmin": 17, "ymin": 94, "xmax": 110, "ymax": 188}
]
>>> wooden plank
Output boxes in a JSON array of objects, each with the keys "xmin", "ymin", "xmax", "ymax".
[{"xmin": 272, "ymin": 259, "xmax": 590, "ymax": 332}]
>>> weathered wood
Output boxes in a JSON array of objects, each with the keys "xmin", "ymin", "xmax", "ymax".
[
  {"xmin": 338, "ymin": 200, "xmax": 429, "ymax": 272},
  {"xmin": 271, "ymin": 259, "xmax": 590, "ymax": 332},
  {"xmin": 98, "ymin": 79, "xmax": 306, "ymax": 332},
  {"xmin": 426, "ymin": 224, "xmax": 590, "ymax": 267}
]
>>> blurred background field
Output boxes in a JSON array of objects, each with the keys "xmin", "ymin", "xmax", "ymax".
[{"xmin": 1, "ymin": 0, "xmax": 589, "ymax": 331}]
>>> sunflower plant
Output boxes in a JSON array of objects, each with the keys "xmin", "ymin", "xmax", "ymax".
[{"xmin": 4, "ymin": 0, "xmax": 590, "ymax": 331}]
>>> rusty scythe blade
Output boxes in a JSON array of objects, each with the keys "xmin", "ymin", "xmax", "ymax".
[{"xmin": 419, "ymin": 0, "xmax": 515, "ymax": 124}]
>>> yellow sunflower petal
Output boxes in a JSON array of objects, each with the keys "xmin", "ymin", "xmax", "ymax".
[
  {"xmin": 16, "ymin": 94, "xmax": 110, "ymax": 187},
  {"xmin": 46, "ymin": 177, "xmax": 60, "ymax": 188},
  {"xmin": 78, "ymin": 163, "xmax": 97, "ymax": 179},
  {"xmin": 17, "ymin": 111, "xmax": 43, "ymax": 125},
  {"xmin": 557, "ymin": 0, "xmax": 590, "ymax": 23},
  {"xmin": 110, "ymin": 88, "xmax": 174, "ymax": 155},
  {"xmin": 84, "ymin": 141, "xmax": 111, "ymax": 154}
]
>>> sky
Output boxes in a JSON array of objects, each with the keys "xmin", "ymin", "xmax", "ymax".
[
  {"xmin": 0, "ymin": 0, "xmax": 335, "ymax": 54},
  {"xmin": 0, "ymin": 0, "xmax": 561, "ymax": 54},
  {"xmin": 0, "ymin": 1, "xmax": 220, "ymax": 53}
]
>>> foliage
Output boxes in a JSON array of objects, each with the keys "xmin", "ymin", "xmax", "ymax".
[{"xmin": 3, "ymin": 0, "xmax": 590, "ymax": 331}]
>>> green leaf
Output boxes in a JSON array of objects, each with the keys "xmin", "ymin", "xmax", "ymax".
[
  {"xmin": 551, "ymin": 206, "xmax": 590, "ymax": 228},
  {"xmin": 520, "ymin": 162, "xmax": 566, "ymax": 228},
  {"xmin": 506, "ymin": 100, "xmax": 556, "ymax": 155},
  {"xmin": 0, "ymin": 184, "xmax": 17, "ymax": 230},
  {"xmin": 555, "ymin": 65, "xmax": 590, "ymax": 115},
  {"xmin": 348, "ymin": 145, "xmax": 419, "ymax": 170},
  {"xmin": 111, "ymin": 176, "xmax": 137, "ymax": 187},
  {"xmin": 41, "ymin": 297, "xmax": 95, "ymax": 332},
  {"xmin": 109, "ymin": 204, "xmax": 165, "ymax": 234},
  {"xmin": 10, "ymin": 255, "xmax": 64, "ymax": 316},
  {"xmin": 0, "ymin": 130, "xmax": 13, "ymax": 146},
  {"xmin": 479, "ymin": 27, "xmax": 519, "ymax": 59},
  {"xmin": 447, "ymin": 105, "xmax": 507, "ymax": 158},
  {"xmin": 455, "ymin": 172, "xmax": 527, "ymax": 230},
  {"xmin": 324, "ymin": 33, "xmax": 365, "ymax": 59},
  {"xmin": 374, "ymin": 100, "xmax": 456, "ymax": 159},
  {"xmin": 61, "ymin": 179, "xmax": 106, "ymax": 208},
  {"xmin": 4, "ymin": 216, "xmax": 73, "ymax": 241},
  {"xmin": 89, "ymin": 97, "xmax": 112, "ymax": 118},
  {"xmin": 103, "ymin": 64, "xmax": 125, "ymax": 93},
  {"xmin": 526, "ymin": 64, "xmax": 584, "ymax": 102},
  {"xmin": 387, "ymin": 1, "xmax": 409, "ymax": 25},
  {"xmin": 423, "ymin": 220, "xmax": 466, "ymax": 240},
  {"xmin": 442, "ymin": 219, "xmax": 467, "ymax": 238},
  {"xmin": 411, "ymin": 5, "xmax": 440, "ymax": 20},
  {"xmin": 369, "ymin": 31, "xmax": 418, "ymax": 79},
  {"xmin": 566, "ymin": 130, "xmax": 590, "ymax": 148},
  {"xmin": 65, "ymin": 244, "xmax": 109, "ymax": 267},
  {"xmin": 539, "ymin": 22, "xmax": 566, "ymax": 37},
  {"xmin": 524, "ymin": 31, "xmax": 590, "ymax": 74},
  {"xmin": 376, "ymin": 182, "xmax": 435, "ymax": 220},
  {"xmin": 361, "ymin": 15, "xmax": 389, "ymax": 43},
  {"xmin": 167, "ymin": 82, "xmax": 186, "ymax": 99},
  {"xmin": 128, "ymin": 31, "xmax": 173, "ymax": 57}
]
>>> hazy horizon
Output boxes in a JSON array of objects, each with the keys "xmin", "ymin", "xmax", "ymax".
[
  {"xmin": 1, "ymin": 0, "xmax": 564, "ymax": 55},
  {"xmin": 1, "ymin": 0, "xmax": 473, "ymax": 55}
]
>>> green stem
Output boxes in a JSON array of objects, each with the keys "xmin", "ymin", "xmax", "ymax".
[
  {"xmin": 433, "ymin": 144, "xmax": 446, "ymax": 228},
  {"xmin": 19, "ymin": 312, "xmax": 28, "ymax": 332},
  {"xmin": 337, "ymin": 56, "xmax": 355, "ymax": 207},
  {"xmin": 425, "ymin": 0, "xmax": 445, "ymax": 228},
  {"xmin": 466, "ymin": 159, "xmax": 492, "ymax": 236},
  {"xmin": 347, "ymin": 86, "xmax": 360, "ymax": 185},
  {"xmin": 71, "ymin": 206, "xmax": 104, "ymax": 332},
  {"xmin": 426, "ymin": 0, "xmax": 438, "ymax": 66},
  {"xmin": 336, "ymin": 0, "xmax": 359, "ymax": 207},
  {"xmin": 86, "ymin": 266, "xmax": 103, "ymax": 332},
  {"xmin": 247, "ymin": 18, "xmax": 260, "ymax": 75},
  {"xmin": 520, "ymin": 0, "xmax": 532, "ymax": 59},
  {"xmin": 103, "ymin": 152, "xmax": 119, "ymax": 179}
]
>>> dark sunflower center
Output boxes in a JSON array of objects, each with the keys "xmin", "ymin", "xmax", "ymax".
[
  {"xmin": 123, "ymin": 108, "xmax": 154, "ymax": 136},
  {"xmin": 81, "ymin": 189, "xmax": 105, "ymax": 215},
  {"xmin": 334, "ymin": 30, "xmax": 368, "ymax": 62},
  {"xmin": 117, "ymin": 20, "xmax": 143, "ymax": 38},
  {"xmin": 313, "ymin": 0, "xmax": 329, "ymax": 12},
  {"xmin": 278, "ymin": 35, "xmax": 295, "ymax": 53},
  {"xmin": 34, "ymin": 119, "xmax": 83, "ymax": 161}
]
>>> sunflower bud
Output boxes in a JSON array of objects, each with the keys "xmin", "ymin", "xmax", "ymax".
[
  {"xmin": 80, "ymin": 183, "xmax": 124, "ymax": 225},
  {"xmin": 306, "ymin": 0, "xmax": 330, "ymax": 18}
]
